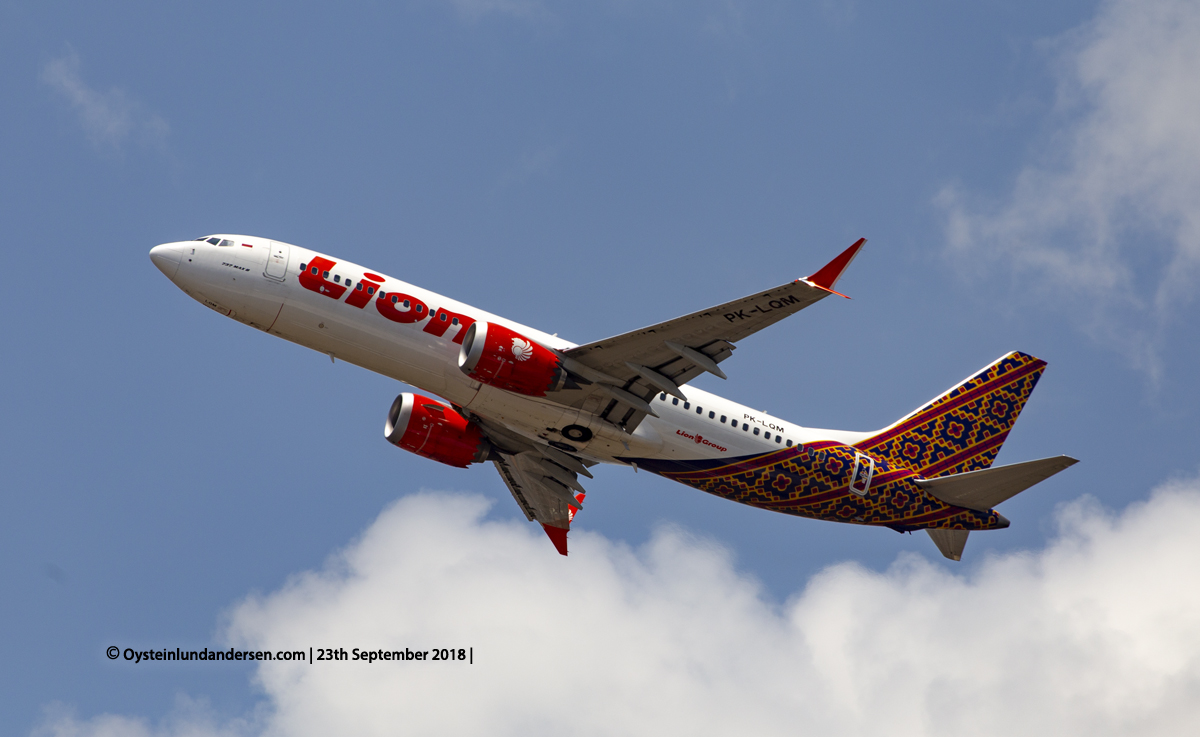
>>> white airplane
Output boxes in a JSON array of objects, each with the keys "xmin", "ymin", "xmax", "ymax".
[{"xmin": 150, "ymin": 235, "xmax": 1075, "ymax": 560}]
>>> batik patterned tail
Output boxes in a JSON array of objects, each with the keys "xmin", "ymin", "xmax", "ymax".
[{"xmin": 857, "ymin": 352, "xmax": 1046, "ymax": 477}]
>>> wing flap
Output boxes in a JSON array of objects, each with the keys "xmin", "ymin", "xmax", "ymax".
[{"xmin": 916, "ymin": 455, "xmax": 1079, "ymax": 513}]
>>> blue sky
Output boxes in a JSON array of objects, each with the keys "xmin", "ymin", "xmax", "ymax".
[{"xmin": 3, "ymin": 1, "xmax": 1199, "ymax": 734}]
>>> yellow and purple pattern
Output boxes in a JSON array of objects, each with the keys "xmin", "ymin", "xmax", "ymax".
[
  {"xmin": 857, "ymin": 351, "xmax": 1046, "ymax": 477},
  {"xmin": 635, "ymin": 352, "xmax": 1046, "ymax": 531}
]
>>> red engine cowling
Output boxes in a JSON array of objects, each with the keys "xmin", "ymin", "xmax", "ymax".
[
  {"xmin": 457, "ymin": 321, "xmax": 568, "ymax": 397},
  {"xmin": 384, "ymin": 393, "xmax": 491, "ymax": 468}
]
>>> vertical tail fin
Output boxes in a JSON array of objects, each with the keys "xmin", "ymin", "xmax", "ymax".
[{"xmin": 857, "ymin": 352, "xmax": 1047, "ymax": 477}]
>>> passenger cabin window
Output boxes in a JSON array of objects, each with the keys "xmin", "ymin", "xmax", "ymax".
[
  {"xmin": 776, "ymin": 436, "xmax": 782, "ymax": 444},
  {"xmin": 672, "ymin": 398, "xmax": 679, "ymax": 406},
  {"xmin": 696, "ymin": 406, "xmax": 702, "ymax": 414},
  {"xmin": 786, "ymin": 440, "xmax": 793, "ymax": 447},
  {"xmin": 765, "ymin": 432, "xmax": 771, "ymax": 440},
  {"xmin": 334, "ymin": 275, "xmax": 341, "ymax": 283},
  {"xmin": 720, "ymin": 415, "xmax": 727, "ymax": 423},
  {"xmin": 300, "ymin": 263, "xmax": 308, "ymax": 271},
  {"xmin": 753, "ymin": 427, "xmax": 760, "ymax": 435},
  {"xmin": 684, "ymin": 402, "xmax": 690, "ymax": 410},
  {"xmin": 709, "ymin": 411, "xmax": 715, "ymax": 419},
  {"xmin": 660, "ymin": 393, "xmax": 667, "ymax": 401}
]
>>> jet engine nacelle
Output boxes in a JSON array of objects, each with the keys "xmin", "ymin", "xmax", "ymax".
[
  {"xmin": 384, "ymin": 393, "xmax": 491, "ymax": 468},
  {"xmin": 458, "ymin": 321, "xmax": 571, "ymax": 397}
]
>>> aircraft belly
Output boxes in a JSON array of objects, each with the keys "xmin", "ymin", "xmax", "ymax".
[
  {"xmin": 460, "ymin": 388, "xmax": 663, "ymax": 461},
  {"xmin": 465, "ymin": 388, "xmax": 585, "ymax": 441},
  {"xmin": 465, "ymin": 395, "xmax": 577, "ymax": 455}
]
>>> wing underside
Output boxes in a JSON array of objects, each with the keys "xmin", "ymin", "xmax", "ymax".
[
  {"xmin": 492, "ymin": 451, "xmax": 586, "ymax": 555},
  {"xmin": 477, "ymin": 411, "xmax": 591, "ymax": 555}
]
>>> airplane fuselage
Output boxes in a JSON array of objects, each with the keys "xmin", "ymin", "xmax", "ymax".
[{"xmin": 151, "ymin": 235, "xmax": 1017, "ymax": 536}]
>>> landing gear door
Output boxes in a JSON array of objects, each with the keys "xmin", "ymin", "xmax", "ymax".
[{"xmin": 265, "ymin": 241, "xmax": 290, "ymax": 281}]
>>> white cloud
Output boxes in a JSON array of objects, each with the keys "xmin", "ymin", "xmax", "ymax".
[
  {"xmin": 936, "ymin": 0, "xmax": 1200, "ymax": 378},
  {"xmin": 41, "ymin": 51, "xmax": 169, "ymax": 152},
  {"xmin": 38, "ymin": 475, "xmax": 1200, "ymax": 737},
  {"xmin": 34, "ymin": 695, "xmax": 252, "ymax": 737}
]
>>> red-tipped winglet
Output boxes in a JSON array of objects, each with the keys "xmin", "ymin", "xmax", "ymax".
[
  {"xmin": 802, "ymin": 238, "xmax": 866, "ymax": 299},
  {"xmin": 542, "ymin": 524, "xmax": 569, "ymax": 555},
  {"xmin": 541, "ymin": 493, "xmax": 584, "ymax": 556}
]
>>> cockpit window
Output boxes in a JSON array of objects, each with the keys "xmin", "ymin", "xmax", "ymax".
[
  {"xmin": 219, "ymin": 239, "xmax": 234, "ymax": 247},
  {"xmin": 206, "ymin": 237, "xmax": 221, "ymax": 245}
]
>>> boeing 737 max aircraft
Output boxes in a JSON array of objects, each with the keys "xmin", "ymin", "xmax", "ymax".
[{"xmin": 150, "ymin": 235, "xmax": 1076, "ymax": 560}]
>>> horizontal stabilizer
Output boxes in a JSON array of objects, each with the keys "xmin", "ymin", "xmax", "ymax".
[
  {"xmin": 916, "ymin": 455, "xmax": 1079, "ymax": 513},
  {"xmin": 926, "ymin": 529, "xmax": 969, "ymax": 561}
]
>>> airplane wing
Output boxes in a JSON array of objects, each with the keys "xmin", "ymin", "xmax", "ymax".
[
  {"xmin": 473, "ymin": 239, "xmax": 864, "ymax": 554},
  {"xmin": 492, "ymin": 451, "xmax": 587, "ymax": 555},
  {"xmin": 550, "ymin": 239, "xmax": 865, "ymax": 433},
  {"xmin": 470, "ymin": 415, "xmax": 592, "ymax": 555}
]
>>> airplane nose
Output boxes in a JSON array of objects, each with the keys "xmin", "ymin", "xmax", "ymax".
[{"xmin": 149, "ymin": 243, "xmax": 183, "ymax": 279}]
